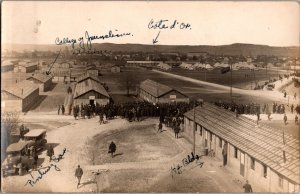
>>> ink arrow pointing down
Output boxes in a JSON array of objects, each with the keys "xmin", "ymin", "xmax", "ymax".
[{"xmin": 152, "ymin": 31, "xmax": 161, "ymax": 44}]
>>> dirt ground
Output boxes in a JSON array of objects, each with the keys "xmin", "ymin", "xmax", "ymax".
[{"xmin": 1, "ymin": 115, "xmax": 252, "ymax": 193}]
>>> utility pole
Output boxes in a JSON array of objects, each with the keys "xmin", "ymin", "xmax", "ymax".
[
  {"xmin": 282, "ymin": 129, "xmax": 286, "ymax": 163},
  {"xmin": 230, "ymin": 63, "xmax": 233, "ymax": 100},
  {"xmin": 193, "ymin": 101, "xmax": 196, "ymax": 154}
]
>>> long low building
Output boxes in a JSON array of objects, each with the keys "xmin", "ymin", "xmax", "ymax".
[
  {"xmin": 14, "ymin": 63, "xmax": 38, "ymax": 73},
  {"xmin": 183, "ymin": 103, "xmax": 299, "ymax": 192},
  {"xmin": 26, "ymin": 73, "xmax": 53, "ymax": 92},
  {"xmin": 126, "ymin": 61, "xmax": 162, "ymax": 67},
  {"xmin": 1, "ymin": 80, "xmax": 39, "ymax": 112},
  {"xmin": 73, "ymin": 78, "xmax": 110, "ymax": 106},
  {"xmin": 138, "ymin": 79, "xmax": 189, "ymax": 104},
  {"xmin": 1, "ymin": 60, "xmax": 15, "ymax": 73}
]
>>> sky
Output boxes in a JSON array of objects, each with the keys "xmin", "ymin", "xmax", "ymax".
[{"xmin": 2, "ymin": 1, "xmax": 299, "ymax": 46}]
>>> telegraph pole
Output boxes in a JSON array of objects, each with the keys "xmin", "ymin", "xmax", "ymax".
[
  {"xmin": 193, "ymin": 101, "xmax": 196, "ymax": 154},
  {"xmin": 230, "ymin": 63, "xmax": 233, "ymax": 100}
]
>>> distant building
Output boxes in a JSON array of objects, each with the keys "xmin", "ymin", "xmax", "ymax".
[
  {"xmin": 26, "ymin": 73, "xmax": 53, "ymax": 92},
  {"xmin": 138, "ymin": 79, "xmax": 189, "ymax": 104},
  {"xmin": 184, "ymin": 103, "xmax": 300, "ymax": 193},
  {"xmin": 14, "ymin": 63, "xmax": 38, "ymax": 73},
  {"xmin": 1, "ymin": 61, "xmax": 14, "ymax": 73},
  {"xmin": 1, "ymin": 80, "xmax": 39, "ymax": 112},
  {"xmin": 157, "ymin": 63, "xmax": 171, "ymax": 71},
  {"xmin": 187, "ymin": 52, "xmax": 209, "ymax": 59},
  {"xmin": 49, "ymin": 68, "xmax": 71, "ymax": 82},
  {"xmin": 76, "ymin": 73, "xmax": 101, "ymax": 83},
  {"xmin": 126, "ymin": 61, "xmax": 161, "ymax": 68},
  {"xmin": 73, "ymin": 79, "xmax": 110, "ymax": 106},
  {"xmin": 86, "ymin": 66, "xmax": 99, "ymax": 76},
  {"xmin": 111, "ymin": 66, "xmax": 121, "ymax": 73}
]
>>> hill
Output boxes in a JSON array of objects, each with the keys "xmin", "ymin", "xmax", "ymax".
[{"xmin": 2, "ymin": 43, "xmax": 299, "ymax": 57}]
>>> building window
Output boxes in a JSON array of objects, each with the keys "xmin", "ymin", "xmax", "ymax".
[
  {"xmin": 263, "ymin": 164, "xmax": 267, "ymax": 178},
  {"xmin": 210, "ymin": 133, "xmax": 213, "ymax": 141},
  {"xmin": 219, "ymin": 138, "xmax": 222, "ymax": 148},
  {"xmin": 234, "ymin": 147, "xmax": 238, "ymax": 158},
  {"xmin": 250, "ymin": 157, "xmax": 255, "ymax": 170},
  {"xmin": 200, "ymin": 127, "xmax": 202, "ymax": 136},
  {"xmin": 278, "ymin": 175, "xmax": 283, "ymax": 188}
]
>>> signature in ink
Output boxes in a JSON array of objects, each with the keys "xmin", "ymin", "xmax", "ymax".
[
  {"xmin": 170, "ymin": 152, "xmax": 204, "ymax": 178},
  {"xmin": 148, "ymin": 19, "xmax": 192, "ymax": 30},
  {"xmin": 24, "ymin": 148, "xmax": 67, "ymax": 187},
  {"xmin": 24, "ymin": 163, "xmax": 61, "ymax": 187},
  {"xmin": 52, "ymin": 148, "xmax": 67, "ymax": 162},
  {"xmin": 55, "ymin": 30, "xmax": 133, "ymax": 50}
]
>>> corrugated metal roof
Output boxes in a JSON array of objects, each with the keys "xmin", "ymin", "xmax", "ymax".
[
  {"xmin": 2, "ymin": 80, "xmax": 39, "ymax": 99},
  {"xmin": 74, "ymin": 79, "xmax": 109, "ymax": 99},
  {"xmin": 27, "ymin": 73, "xmax": 52, "ymax": 83},
  {"xmin": 139, "ymin": 79, "xmax": 181, "ymax": 98},
  {"xmin": 76, "ymin": 73, "xmax": 100, "ymax": 83},
  {"xmin": 24, "ymin": 129, "xmax": 46, "ymax": 137},
  {"xmin": 184, "ymin": 103, "xmax": 300, "ymax": 184}
]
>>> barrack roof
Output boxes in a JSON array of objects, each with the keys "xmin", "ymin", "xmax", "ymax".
[{"xmin": 184, "ymin": 103, "xmax": 300, "ymax": 184}]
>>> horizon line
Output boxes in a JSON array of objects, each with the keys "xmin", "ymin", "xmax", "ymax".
[{"xmin": 2, "ymin": 42, "xmax": 299, "ymax": 48}]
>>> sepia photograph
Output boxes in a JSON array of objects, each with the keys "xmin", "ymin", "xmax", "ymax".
[{"xmin": 1, "ymin": 1, "xmax": 299, "ymax": 193}]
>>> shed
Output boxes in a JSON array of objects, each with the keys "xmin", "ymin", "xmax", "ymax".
[{"xmin": 138, "ymin": 79, "xmax": 189, "ymax": 104}]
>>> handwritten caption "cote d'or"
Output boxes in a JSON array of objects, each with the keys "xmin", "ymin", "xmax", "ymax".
[{"xmin": 148, "ymin": 19, "xmax": 192, "ymax": 44}]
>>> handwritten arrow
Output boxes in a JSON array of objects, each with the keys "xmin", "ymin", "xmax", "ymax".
[
  {"xmin": 46, "ymin": 49, "xmax": 61, "ymax": 75},
  {"xmin": 152, "ymin": 31, "xmax": 161, "ymax": 44}
]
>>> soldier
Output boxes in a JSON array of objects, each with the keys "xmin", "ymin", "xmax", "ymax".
[
  {"xmin": 243, "ymin": 180, "xmax": 253, "ymax": 193},
  {"xmin": 108, "ymin": 141, "xmax": 116, "ymax": 158},
  {"xmin": 174, "ymin": 125, "xmax": 180, "ymax": 139},
  {"xmin": 291, "ymin": 104, "xmax": 294, "ymax": 114},
  {"xmin": 284, "ymin": 114, "xmax": 287, "ymax": 125},
  {"xmin": 75, "ymin": 165, "xmax": 83, "ymax": 188},
  {"xmin": 157, "ymin": 122, "xmax": 162, "ymax": 133},
  {"xmin": 295, "ymin": 115, "xmax": 298, "ymax": 125},
  {"xmin": 19, "ymin": 124, "xmax": 25, "ymax": 140},
  {"xmin": 99, "ymin": 113, "xmax": 104, "ymax": 125},
  {"xmin": 73, "ymin": 106, "xmax": 78, "ymax": 120},
  {"xmin": 47, "ymin": 145, "xmax": 54, "ymax": 162},
  {"xmin": 58, "ymin": 105, "xmax": 61, "ymax": 115},
  {"xmin": 33, "ymin": 154, "xmax": 39, "ymax": 170},
  {"xmin": 61, "ymin": 105, "xmax": 65, "ymax": 115}
]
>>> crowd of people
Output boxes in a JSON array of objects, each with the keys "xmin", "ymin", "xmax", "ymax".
[
  {"xmin": 212, "ymin": 101, "xmax": 300, "ymax": 115},
  {"xmin": 71, "ymin": 101, "xmax": 198, "ymax": 121}
]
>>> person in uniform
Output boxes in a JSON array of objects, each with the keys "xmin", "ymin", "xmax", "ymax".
[
  {"xmin": 62, "ymin": 105, "xmax": 65, "ymax": 115},
  {"xmin": 75, "ymin": 165, "xmax": 83, "ymax": 188},
  {"xmin": 157, "ymin": 122, "xmax": 162, "ymax": 133},
  {"xmin": 243, "ymin": 180, "xmax": 253, "ymax": 193},
  {"xmin": 108, "ymin": 141, "xmax": 117, "ymax": 158},
  {"xmin": 295, "ymin": 115, "xmax": 298, "ymax": 125},
  {"xmin": 47, "ymin": 145, "xmax": 54, "ymax": 162},
  {"xmin": 99, "ymin": 113, "xmax": 104, "ymax": 125},
  {"xmin": 284, "ymin": 114, "xmax": 287, "ymax": 125}
]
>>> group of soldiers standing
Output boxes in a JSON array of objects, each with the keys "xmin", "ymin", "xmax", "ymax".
[{"xmin": 71, "ymin": 101, "xmax": 198, "ymax": 122}]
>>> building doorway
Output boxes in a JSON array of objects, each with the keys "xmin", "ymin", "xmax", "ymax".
[
  {"xmin": 240, "ymin": 152, "xmax": 245, "ymax": 177},
  {"xmin": 89, "ymin": 99, "xmax": 95, "ymax": 106},
  {"xmin": 222, "ymin": 142, "xmax": 228, "ymax": 166}
]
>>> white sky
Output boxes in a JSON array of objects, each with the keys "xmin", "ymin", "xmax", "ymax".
[{"xmin": 2, "ymin": 1, "xmax": 299, "ymax": 46}]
